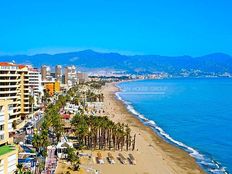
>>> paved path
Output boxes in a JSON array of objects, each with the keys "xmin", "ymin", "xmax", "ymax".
[{"xmin": 43, "ymin": 146, "xmax": 58, "ymax": 174}]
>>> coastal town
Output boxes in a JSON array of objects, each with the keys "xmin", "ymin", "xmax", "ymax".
[
  {"xmin": 0, "ymin": 62, "xmax": 206, "ymax": 174},
  {"xmin": 1, "ymin": 0, "xmax": 232, "ymax": 173}
]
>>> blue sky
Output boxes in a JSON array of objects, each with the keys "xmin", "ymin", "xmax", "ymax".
[{"xmin": 0, "ymin": 0, "xmax": 232, "ymax": 56}]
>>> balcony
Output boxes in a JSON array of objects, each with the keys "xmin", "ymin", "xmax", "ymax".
[
  {"xmin": 0, "ymin": 85, "xmax": 19, "ymax": 88},
  {"xmin": 0, "ymin": 79, "xmax": 19, "ymax": 83},
  {"xmin": 0, "ymin": 96, "xmax": 19, "ymax": 100},
  {"xmin": 12, "ymin": 101, "xmax": 20, "ymax": 104},
  {"xmin": 0, "ymin": 74, "xmax": 18, "ymax": 77},
  {"xmin": 0, "ymin": 90, "xmax": 17, "ymax": 94},
  {"xmin": 23, "ymin": 110, "xmax": 29, "ymax": 114},
  {"xmin": 10, "ymin": 111, "xmax": 21, "ymax": 116},
  {"xmin": 12, "ymin": 106, "xmax": 20, "ymax": 110}
]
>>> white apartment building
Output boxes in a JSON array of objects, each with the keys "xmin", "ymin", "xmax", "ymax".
[
  {"xmin": 65, "ymin": 66, "xmax": 78, "ymax": 87},
  {"xmin": 55, "ymin": 65, "xmax": 62, "ymax": 83},
  {"xmin": 41, "ymin": 65, "xmax": 53, "ymax": 81},
  {"xmin": 28, "ymin": 66, "xmax": 43, "ymax": 107},
  {"xmin": 77, "ymin": 72, "xmax": 89, "ymax": 84}
]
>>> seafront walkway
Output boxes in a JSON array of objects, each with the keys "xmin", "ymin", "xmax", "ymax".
[{"xmin": 42, "ymin": 146, "xmax": 58, "ymax": 174}]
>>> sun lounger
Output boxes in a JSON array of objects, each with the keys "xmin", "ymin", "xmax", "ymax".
[
  {"xmin": 118, "ymin": 153, "xmax": 127, "ymax": 164},
  {"xmin": 97, "ymin": 152, "xmax": 104, "ymax": 164},
  {"xmin": 128, "ymin": 153, "xmax": 136, "ymax": 165},
  {"xmin": 108, "ymin": 152, "xmax": 116, "ymax": 164}
]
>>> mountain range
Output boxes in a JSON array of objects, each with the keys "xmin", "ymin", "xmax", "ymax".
[{"xmin": 1, "ymin": 50, "xmax": 232, "ymax": 74}]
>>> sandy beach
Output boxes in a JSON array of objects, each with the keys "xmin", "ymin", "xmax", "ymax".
[{"xmin": 93, "ymin": 82, "xmax": 206, "ymax": 174}]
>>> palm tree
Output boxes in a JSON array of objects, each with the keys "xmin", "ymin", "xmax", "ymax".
[
  {"xmin": 67, "ymin": 147, "xmax": 80, "ymax": 171},
  {"xmin": 32, "ymin": 134, "xmax": 41, "ymax": 152},
  {"xmin": 15, "ymin": 164, "xmax": 23, "ymax": 174},
  {"xmin": 23, "ymin": 171, "xmax": 32, "ymax": 174},
  {"xmin": 70, "ymin": 113, "xmax": 135, "ymax": 151},
  {"xmin": 42, "ymin": 89, "xmax": 50, "ymax": 104},
  {"xmin": 51, "ymin": 113, "xmax": 64, "ymax": 142},
  {"xmin": 132, "ymin": 134, "xmax": 136, "ymax": 151},
  {"xmin": 14, "ymin": 164, "xmax": 32, "ymax": 174},
  {"xmin": 39, "ymin": 81, "xmax": 135, "ymax": 153},
  {"xmin": 125, "ymin": 124, "xmax": 131, "ymax": 151},
  {"xmin": 73, "ymin": 96, "xmax": 79, "ymax": 105}
]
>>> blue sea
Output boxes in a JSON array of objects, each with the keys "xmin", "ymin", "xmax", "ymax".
[{"xmin": 117, "ymin": 78, "xmax": 232, "ymax": 174}]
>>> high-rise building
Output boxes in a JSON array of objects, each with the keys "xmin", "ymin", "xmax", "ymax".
[
  {"xmin": 41, "ymin": 65, "xmax": 47, "ymax": 81},
  {"xmin": 28, "ymin": 66, "xmax": 43, "ymax": 107},
  {"xmin": 64, "ymin": 66, "xmax": 77, "ymax": 86},
  {"xmin": 0, "ymin": 63, "xmax": 30, "ymax": 123},
  {"xmin": 77, "ymin": 72, "xmax": 89, "ymax": 84},
  {"xmin": 41, "ymin": 65, "xmax": 51, "ymax": 81},
  {"xmin": 55, "ymin": 65, "xmax": 62, "ymax": 83},
  {"xmin": 0, "ymin": 99, "xmax": 18, "ymax": 174}
]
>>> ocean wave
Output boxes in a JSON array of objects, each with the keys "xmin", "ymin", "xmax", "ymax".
[
  {"xmin": 115, "ymin": 91, "xmax": 229, "ymax": 174},
  {"xmin": 115, "ymin": 92, "xmax": 122, "ymax": 101},
  {"xmin": 145, "ymin": 120, "xmax": 156, "ymax": 126}
]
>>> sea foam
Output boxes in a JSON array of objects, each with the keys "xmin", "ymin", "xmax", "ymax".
[{"xmin": 115, "ymin": 87, "xmax": 228, "ymax": 174}]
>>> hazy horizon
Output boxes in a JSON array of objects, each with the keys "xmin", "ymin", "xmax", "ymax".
[{"xmin": 0, "ymin": 48, "xmax": 231, "ymax": 58}]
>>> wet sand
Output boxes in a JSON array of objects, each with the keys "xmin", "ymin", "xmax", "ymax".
[{"xmin": 95, "ymin": 82, "xmax": 206, "ymax": 174}]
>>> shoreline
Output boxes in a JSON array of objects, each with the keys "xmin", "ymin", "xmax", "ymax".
[{"xmin": 101, "ymin": 82, "xmax": 206, "ymax": 174}]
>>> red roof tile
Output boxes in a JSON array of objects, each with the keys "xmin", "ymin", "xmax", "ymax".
[
  {"xmin": 0, "ymin": 62, "xmax": 27, "ymax": 69},
  {"xmin": 62, "ymin": 114, "xmax": 70, "ymax": 119}
]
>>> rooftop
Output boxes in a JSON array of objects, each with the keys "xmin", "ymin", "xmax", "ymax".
[
  {"xmin": 0, "ymin": 145, "xmax": 16, "ymax": 156},
  {"xmin": 0, "ymin": 62, "xmax": 26, "ymax": 69}
]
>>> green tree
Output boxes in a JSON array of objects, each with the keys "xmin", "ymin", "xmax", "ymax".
[{"xmin": 67, "ymin": 147, "xmax": 80, "ymax": 171}]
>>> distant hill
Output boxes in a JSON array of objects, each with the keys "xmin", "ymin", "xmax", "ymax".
[{"xmin": 1, "ymin": 50, "xmax": 232, "ymax": 74}]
